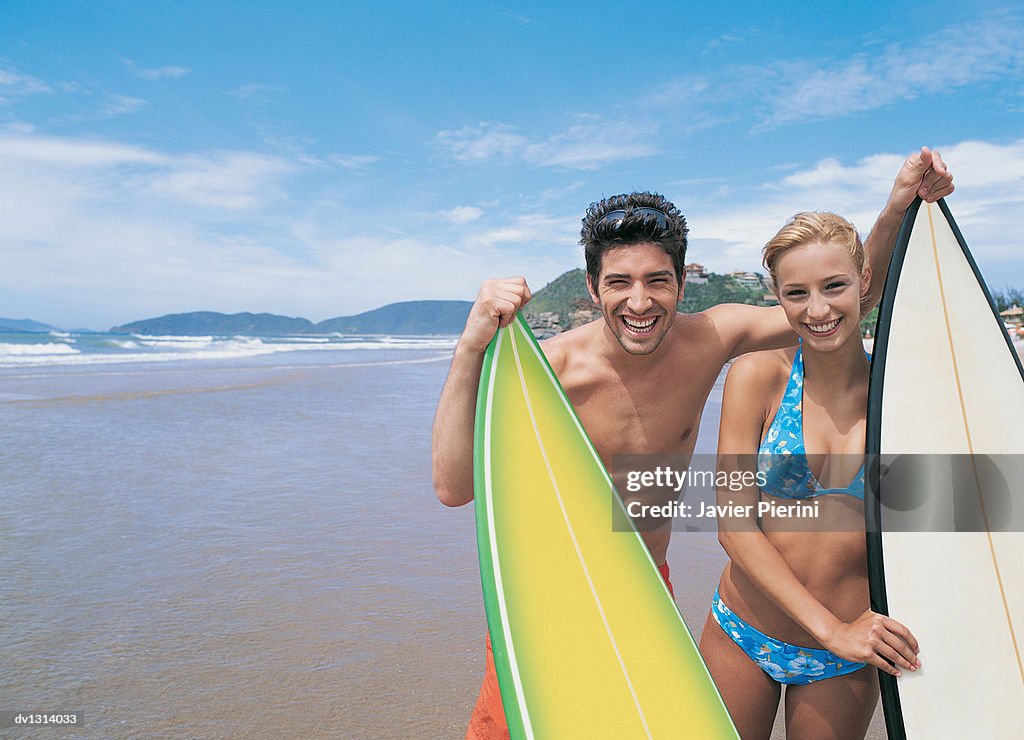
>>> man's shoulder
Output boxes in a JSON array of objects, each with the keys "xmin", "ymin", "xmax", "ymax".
[
  {"xmin": 660, "ymin": 310, "xmax": 735, "ymax": 360},
  {"xmin": 540, "ymin": 319, "xmax": 602, "ymax": 353},
  {"xmin": 671, "ymin": 309, "xmax": 716, "ymax": 333},
  {"xmin": 540, "ymin": 320, "xmax": 601, "ymax": 373}
]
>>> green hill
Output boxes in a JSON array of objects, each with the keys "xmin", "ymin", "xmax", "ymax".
[
  {"xmin": 522, "ymin": 269, "xmax": 591, "ymax": 328},
  {"xmin": 680, "ymin": 274, "xmax": 769, "ymax": 313},
  {"xmin": 522, "ymin": 269, "xmax": 771, "ymax": 332}
]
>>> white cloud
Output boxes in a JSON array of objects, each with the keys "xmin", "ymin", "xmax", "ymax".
[
  {"xmin": 98, "ymin": 94, "xmax": 148, "ymax": 117},
  {"xmin": 57, "ymin": 93, "xmax": 149, "ymax": 123},
  {"xmin": 137, "ymin": 65, "xmax": 190, "ymax": 81},
  {"xmin": 0, "ymin": 67, "xmax": 52, "ymax": 103},
  {"xmin": 437, "ymin": 122, "xmax": 528, "ymax": 163},
  {"xmin": 0, "ymin": 132, "xmax": 162, "ymax": 167},
  {"xmin": 227, "ymin": 83, "xmax": 286, "ymax": 101},
  {"xmin": 436, "ymin": 119, "xmax": 658, "ymax": 170},
  {"xmin": 326, "ymin": 154, "xmax": 381, "ymax": 169},
  {"xmin": 758, "ymin": 16, "xmax": 1024, "ymax": 128},
  {"xmin": 627, "ymin": 12, "xmax": 1024, "ymax": 139},
  {"xmin": 686, "ymin": 140, "xmax": 1024, "ymax": 277},
  {"xmin": 119, "ymin": 56, "xmax": 191, "ymax": 80},
  {"xmin": 467, "ymin": 213, "xmax": 579, "ymax": 248},
  {"xmin": 140, "ymin": 151, "xmax": 298, "ymax": 211},
  {"xmin": 0, "ymin": 133, "xmax": 295, "ymax": 211},
  {"xmin": 704, "ymin": 33, "xmax": 744, "ymax": 53},
  {"xmin": 443, "ymin": 206, "xmax": 483, "ymax": 224}
]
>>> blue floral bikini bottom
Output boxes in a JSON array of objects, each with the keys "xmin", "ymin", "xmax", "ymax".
[{"xmin": 712, "ymin": 590, "xmax": 867, "ymax": 685}]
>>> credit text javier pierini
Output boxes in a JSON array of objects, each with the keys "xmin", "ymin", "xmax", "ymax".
[{"xmin": 623, "ymin": 466, "xmax": 821, "ymax": 520}]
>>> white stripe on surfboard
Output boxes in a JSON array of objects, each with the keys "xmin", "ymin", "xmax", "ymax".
[
  {"xmin": 507, "ymin": 325, "xmax": 653, "ymax": 739},
  {"xmin": 925, "ymin": 203, "xmax": 1024, "ymax": 683},
  {"xmin": 483, "ymin": 330, "xmax": 535, "ymax": 738}
]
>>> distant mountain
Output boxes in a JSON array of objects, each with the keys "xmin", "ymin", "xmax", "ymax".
[
  {"xmin": 0, "ymin": 317, "xmax": 61, "ymax": 333},
  {"xmin": 315, "ymin": 300, "xmax": 472, "ymax": 334},
  {"xmin": 109, "ymin": 302, "xmax": 474, "ymax": 336},
  {"xmin": 112, "ymin": 312, "xmax": 314, "ymax": 336}
]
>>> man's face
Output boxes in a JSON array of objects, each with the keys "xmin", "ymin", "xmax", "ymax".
[{"xmin": 587, "ymin": 243, "xmax": 684, "ymax": 355}]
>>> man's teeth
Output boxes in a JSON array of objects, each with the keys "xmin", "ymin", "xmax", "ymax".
[
  {"xmin": 807, "ymin": 318, "xmax": 841, "ymax": 334},
  {"xmin": 623, "ymin": 316, "xmax": 656, "ymax": 332}
]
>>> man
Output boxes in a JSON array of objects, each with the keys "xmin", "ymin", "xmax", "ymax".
[{"xmin": 433, "ymin": 148, "xmax": 953, "ymax": 739}]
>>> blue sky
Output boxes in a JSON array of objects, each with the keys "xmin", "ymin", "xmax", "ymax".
[{"xmin": 2, "ymin": 1, "xmax": 1023, "ymax": 329}]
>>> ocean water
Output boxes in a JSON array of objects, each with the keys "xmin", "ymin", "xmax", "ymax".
[
  {"xmin": 1, "ymin": 334, "xmax": 488, "ymax": 738},
  {"xmin": 0, "ymin": 330, "xmax": 457, "ymax": 369}
]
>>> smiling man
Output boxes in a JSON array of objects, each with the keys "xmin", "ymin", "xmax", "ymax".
[{"xmin": 432, "ymin": 149, "xmax": 953, "ymax": 740}]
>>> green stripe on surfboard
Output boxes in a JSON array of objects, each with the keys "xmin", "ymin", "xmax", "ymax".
[{"xmin": 473, "ymin": 314, "xmax": 737, "ymax": 739}]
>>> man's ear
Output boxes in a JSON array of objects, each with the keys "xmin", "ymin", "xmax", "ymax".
[
  {"xmin": 677, "ymin": 268, "xmax": 686, "ymax": 303},
  {"xmin": 586, "ymin": 273, "xmax": 600, "ymax": 305}
]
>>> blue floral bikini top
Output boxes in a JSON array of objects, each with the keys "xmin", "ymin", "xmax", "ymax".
[{"xmin": 756, "ymin": 347, "xmax": 866, "ymax": 501}]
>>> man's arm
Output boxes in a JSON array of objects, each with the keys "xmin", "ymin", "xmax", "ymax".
[
  {"xmin": 705, "ymin": 302, "xmax": 796, "ymax": 360},
  {"xmin": 432, "ymin": 277, "xmax": 531, "ymax": 507},
  {"xmin": 863, "ymin": 146, "xmax": 954, "ymax": 308}
]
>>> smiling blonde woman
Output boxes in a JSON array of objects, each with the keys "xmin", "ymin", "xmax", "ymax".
[{"xmin": 699, "ymin": 212, "xmax": 921, "ymax": 740}]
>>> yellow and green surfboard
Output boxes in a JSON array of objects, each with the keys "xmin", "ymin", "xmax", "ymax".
[{"xmin": 474, "ymin": 315, "xmax": 737, "ymax": 739}]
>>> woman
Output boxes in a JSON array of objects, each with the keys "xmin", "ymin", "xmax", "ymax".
[{"xmin": 699, "ymin": 212, "xmax": 920, "ymax": 740}]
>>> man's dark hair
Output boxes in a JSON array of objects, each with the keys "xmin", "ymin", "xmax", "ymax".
[{"xmin": 580, "ymin": 192, "xmax": 688, "ymax": 289}]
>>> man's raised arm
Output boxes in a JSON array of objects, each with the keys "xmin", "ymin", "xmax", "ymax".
[
  {"xmin": 863, "ymin": 146, "xmax": 954, "ymax": 308},
  {"xmin": 432, "ymin": 278, "xmax": 531, "ymax": 507}
]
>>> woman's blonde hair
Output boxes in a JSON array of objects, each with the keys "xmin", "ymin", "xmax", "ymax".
[{"xmin": 762, "ymin": 211, "xmax": 865, "ymax": 289}]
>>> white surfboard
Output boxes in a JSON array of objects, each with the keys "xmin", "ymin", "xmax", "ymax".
[{"xmin": 866, "ymin": 198, "xmax": 1024, "ymax": 738}]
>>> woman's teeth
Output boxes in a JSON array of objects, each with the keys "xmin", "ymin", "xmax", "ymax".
[{"xmin": 806, "ymin": 318, "xmax": 841, "ymax": 334}]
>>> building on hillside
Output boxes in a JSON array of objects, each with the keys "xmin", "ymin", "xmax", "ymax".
[
  {"xmin": 728, "ymin": 271, "xmax": 768, "ymax": 291},
  {"xmin": 685, "ymin": 262, "xmax": 709, "ymax": 285}
]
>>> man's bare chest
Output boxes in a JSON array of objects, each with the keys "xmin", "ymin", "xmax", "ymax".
[{"xmin": 567, "ymin": 371, "xmax": 719, "ymax": 458}]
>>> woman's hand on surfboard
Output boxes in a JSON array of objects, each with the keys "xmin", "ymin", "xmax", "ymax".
[
  {"xmin": 461, "ymin": 278, "xmax": 533, "ymax": 353},
  {"xmin": 886, "ymin": 146, "xmax": 955, "ymax": 212},
  {"xmin": 824, "ymin": 609, "xmax": 921, "ymax": 677}
]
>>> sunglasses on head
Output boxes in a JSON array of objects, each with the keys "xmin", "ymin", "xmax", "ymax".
[{"xmin": 599, "ymin": 206, "xmax": 669, "ymax": 230}]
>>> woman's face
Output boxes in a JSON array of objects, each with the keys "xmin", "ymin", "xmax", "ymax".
[{"xmin": 773, "ymin": 240, "xmax": 870, "ymax": 352}]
